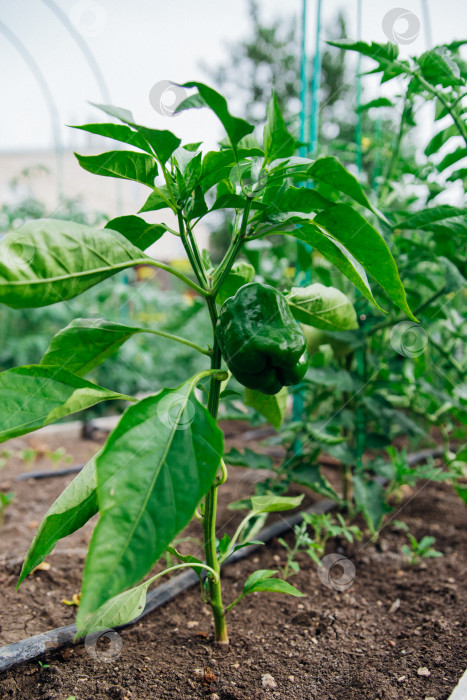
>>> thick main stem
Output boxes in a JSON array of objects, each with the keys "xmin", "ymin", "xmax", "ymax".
[{"xmin": 203, "ymin": 298, "xmax": 229, "ymax": 644}]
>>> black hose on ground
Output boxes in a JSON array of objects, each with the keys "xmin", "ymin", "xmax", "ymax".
[{"xmin": 13, "ymin": 447, "xmax": 445, "ymax": 482}]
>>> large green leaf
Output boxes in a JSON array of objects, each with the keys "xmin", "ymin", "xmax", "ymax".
[
  {"xmin": 353, "ymin": 476, "xmax": 391, "ymax": 534},
  {"xmin": 244, "ymin": 386, "xmax": 288, "ymax": 430},
  {"xmin": 178, "ymin": 82, "xmax": 254, "ymax": 147},
  {"xmin": 0, "ymin": 366, "xmax": 131, "ymax": 443},
  {"xmin": 104, "ymin": 216, "xmax": 166, "ymax": 251},
  {"xmin": 282, "ymin": 223, "xmax": 382, "ymax": 310},
  {"xmin": 266, "ymin": 185, "xmax": 332, "ymax": 213},
  {"xmin": 40, "ymin": 318, "xmax": 148, "ymax": 376},
  {"xmin": 70, "ymin": 123, "xmax": 153, "ymax": 154},
  {"xmin": 308, "ymin": 157, "xmax": 375, "ymax": 213},
  {"xmin": 76, "ymin": 373, "xmax": 224, "ymax": 626},
  {"xmin": 18, "ymin": 454, "xmax": 99, "ymax": 585},
  {"xmin": 75, "ymin": 151, "xmax": 158, "ymax": 187},
  {"xmin": 286, "ymin": 283, "xmax": 358, "ymax": 331},
  {"xmin": 0, "ymin": 219, "xmax": 151, "ymax": 308},
  {"xmin": 417, "ymin": 47, "xmax": 463, "ymax": 88},
  {"xmin": 138, "ymin": 186, "xmax": 173, "ymax": 213},
  {"xmin": 314, "ymin": 205, "xmax": 416, "ymax": 320},
  {"xmin": 263, "ymin": 93, "xmax": 295, "ymax": 163}
]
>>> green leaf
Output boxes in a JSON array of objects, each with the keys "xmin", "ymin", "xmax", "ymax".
[
  {"xmin": 75, "ymin": 151, "xmax": 158, "ymax": 187},
  {"xmin": 397, "ymin": 205, "xmax": 467, "ymax": 229},
  {"xmin": 353, "ymin": 476, "xmax": 391, "ymax": 534},
  {"xmin": 308, "ymin": 157, "xmax": 375, "ymax": 214},
  {"xmin": 288, "ymin": 462, "xmax": 340, "ymax": 502},
  {"xmin": 356, "ymin": 97, "xmax": 394, "ymax": 113},
  {"xmin": 18, "ymin": 454, "xmax": 99, "ymax": 585},
  {"xmin": 79, "ymin": 577, "xmax": 151, "ymax": 637},
  {"xmin": 283, "ymin": 222, "xmax": 381, "ymax": 310},
  {"xmin": 138, "ymin": 186, "xmax": 173, "ymax": 213},
  {"xmin": 437, "ymin": 147, "xmax": 467, "ymax": 173},
  {"xmin": 307, "ymin": 420, "xmax": 345, "ymax": 445},
  {"xmin": 314, "ymin": 205, "xmax": 416, "ymax": 321},
  {"xmin": 250, "ymin": 494, "xmax": 304, "ymax": 514},
  {"xmin": 105, "ymin": 216, "xmax": 166, "ymax": 251},
  {"xmin": 89, "ymin": 103, "xmax": 181, "ymax": 163},
  {"xmin": 0, "ymin": 366, "xmax": 130, "ymax": 443},
  {"xmin": 327, "ymin": 39, "xmax": 398, "ymax": 63},
  {"xmin": 224, "ymin": 447, "xmax": 273, "ymax": 471},
  {"xmin": 178, "ymin": 82, "xmax": 254, "ymax": 147},
  {"xmin": 266, "ymin": 185, "xmax": 332, "ymax": 213},
  {"xmin": 216, "ymin": 261, "xmax": 255, "ymax": 305},
  {"xmin": 424, "ymin": 124, "xmax": 460, "ymax": 156},
  {"xmin": 263, "ymin": 93, "xmax": 295, "ymax": 163},
  {"xmin": 0, "ymin": 219, "xmax": 151, "ymax": 308},
  {"xmin": 286, "ymin": 283, "xmax": 358, "ymax": 331},
  {"xmin": 418, "ymin": 47, "xmax": 463, "ymax": 88},
  {"xmin": 243, "ymin": 569, "xmax": 304, "ymax": 597},
  {"xmin": 244, "ymin": 386, "xmax": 288, "ymax": 429},
  {"xmin": 40, "ymin": 318, "xmax": 150, "ymax": 376},
  {"xmin": 70, "ymin": 123, "xmax": 153, "ymax": 154},
  {"xmin": 76, "ymin": 373, "xmax": 224, "ymax": 627}
]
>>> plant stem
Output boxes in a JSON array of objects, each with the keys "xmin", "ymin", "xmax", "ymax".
[
  {"xmin": 177, "ymin": 211, "xmax": 207, "ymax": 289},
  {"xmin": 203, "ymin": 297, "xmax": 229, "ymax": 644},
  {"xmin": 145, "ymin": 259, "xmax": 208, "ymax": 296},
  {"xmin": 145, "ymin": 329, "xmax": 210, "ymax": 356},
  {"xmin": 212, "ymin": 199, "xmax": 252, "ymax": 296}
]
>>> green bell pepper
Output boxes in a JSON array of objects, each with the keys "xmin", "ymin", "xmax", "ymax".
[{"xmin": 216, "ymin": 282, "xmax": 308, "ymax": 395}]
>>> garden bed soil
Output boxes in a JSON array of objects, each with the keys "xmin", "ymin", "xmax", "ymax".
[{"xmin": 0, "ymin": 421, "xmax": 466, "ymax": 699}]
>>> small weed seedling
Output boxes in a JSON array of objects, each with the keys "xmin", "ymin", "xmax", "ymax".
[
  {"xmin": 401, "ymin": 534, "xmax": 443, "ymax": 565},
  {"xmin": 0, "ymin": 491, "xmax": 14, "ymax": 525},
  {"xmin": 47, "ymin": 446, "xmax": 74, "ymax": 469},
  {"xmin": 279, "ymin": 512, "xmax": 362, "ymax": 578}
]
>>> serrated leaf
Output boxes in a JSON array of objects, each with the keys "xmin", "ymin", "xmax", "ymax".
[
  {"xmin": 0, "ymin": 366, "xmax": 130, "ymax": 443},
  {"xmin": 244, "ymin": 386, "xmax": 288, "ymax": 429},
  {"xmin": 105, "ymin": 216, "xmax": 166, "ymax": 251},
  {"xmin": 76, "ymin": 372, "xmax": 224, "ymax": 627},
  {"xmin": 314, "ymin": 205, "xmax": 416, "ymax": 321},
  {"xmin": 0, "ymin": 219, "xmax": 152, "ymax": 308},
  {"xmin": 286, "ymin": 283, "xmax": 358, "ymax": 331},
  {"xmin": 75, "ymin": 151, "xmax": 158, "ymax": 187},
  {"xmin": 18, "ymin": 454, "xmax": 99, "ymax": 585}
]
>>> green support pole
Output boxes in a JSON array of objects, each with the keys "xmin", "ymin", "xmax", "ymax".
[{"xmin": 354, "ymin": 0, "xmax": 366, "ymax": 473}]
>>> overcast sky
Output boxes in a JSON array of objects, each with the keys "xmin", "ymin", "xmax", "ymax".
[{"xmin": 1, "ymin": 0, "xmax": 467, "ymax": 153}]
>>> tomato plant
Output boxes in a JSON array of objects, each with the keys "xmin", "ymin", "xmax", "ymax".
[{"xmin": 0, "ymin": 83, "xmax": 415, "ymax": 643}]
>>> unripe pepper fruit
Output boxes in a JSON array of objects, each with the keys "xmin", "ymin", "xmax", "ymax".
[{"xmin": 216, "ymin": 282, "xmax": 308, "ymax": 395}]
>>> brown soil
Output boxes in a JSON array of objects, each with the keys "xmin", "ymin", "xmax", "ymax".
[{"xmin": 0, "ymin": 422, "xmax": 466, "ymax": 699}]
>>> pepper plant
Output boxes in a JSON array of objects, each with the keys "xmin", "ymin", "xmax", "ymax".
[{"xmin": 0, "ymin": 83, "xmax": 415, "ymax": 643}]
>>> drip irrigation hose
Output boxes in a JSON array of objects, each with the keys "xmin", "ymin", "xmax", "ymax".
[
  {"xmin": 12, "ymin": 447, "xmax": 445, "ymax": 482},
  {"xmin": 0, "ymin": 446, "xmax": 445, "ymax": 672}
]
